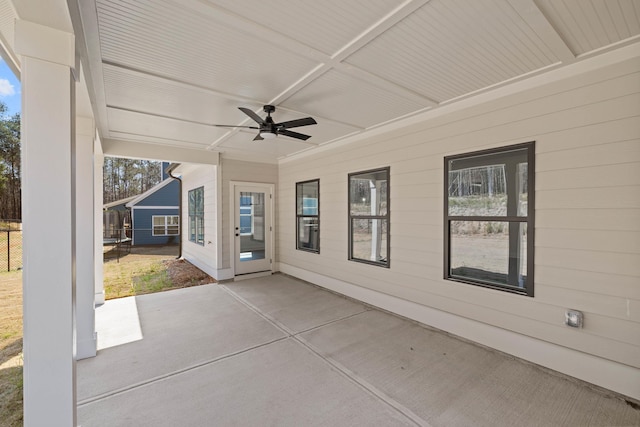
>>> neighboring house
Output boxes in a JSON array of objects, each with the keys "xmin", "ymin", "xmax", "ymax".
[{"xmin": 125, "ymin": 178, "xmax": 180, "ymax": 246}]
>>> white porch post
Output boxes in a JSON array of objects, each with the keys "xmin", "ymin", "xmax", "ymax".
[
  {"xmin": 76, "ymin": 116, "xmax": 97, "ymax": 359},
  {"xmin": 94, "ymin": 135, "xmax": 105, "ymax": 305},
  {"xmin": 16, "ymin": 20, "xmax": 77, "ymax": 426}
]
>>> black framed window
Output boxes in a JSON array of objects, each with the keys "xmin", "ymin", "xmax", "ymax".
[
  {"xmin": 296, "ymin": 179, "xmax": 320, "ymax": 253},
  {"xmin": 444, "ymin": 142, "xmax": 535, "ymax": 296},
  {"xmin": 188, "ymin": 186, "xmax": 204, "ymax": 245},
  {"xmin": 349, "ymin": 167, "xmax": 390, "ymax": 267}
]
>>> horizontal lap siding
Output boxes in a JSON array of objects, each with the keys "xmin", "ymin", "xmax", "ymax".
[
  {"xmin": 131, "ymin": 208, "xmax": 179, "ymax": 245},
  {"xmin": 135, "ymin": 180, "xmax": 179, "ymax": 206},
  {"xmin": 220, "ymin": 159, "xmax": 278, "ymax": 269},
  {"xmin": 278, "ymin": 58, "xmax": 640, "ymax": 369},
  {"xmin": 181, "ymin": 165, "xmax": 218, "ymax": 276}
]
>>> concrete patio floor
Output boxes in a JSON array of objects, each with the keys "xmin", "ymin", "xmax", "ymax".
[{"xmin": 77, "ymin": 274, "xmax": 640, "ymax": 426}]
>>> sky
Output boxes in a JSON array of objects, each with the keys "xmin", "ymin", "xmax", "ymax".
[{"xmin": 0, "ymin": 57, "xmax": 20, "ymax": 116}]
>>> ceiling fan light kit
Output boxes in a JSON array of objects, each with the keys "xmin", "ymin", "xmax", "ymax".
[
  {"xmin": 259, "ymin": 131, "xmax": 277, "ymax": 139},
  {"xmin": 214, "ymin": 104, "xmax": 317, "ymax": 141}
]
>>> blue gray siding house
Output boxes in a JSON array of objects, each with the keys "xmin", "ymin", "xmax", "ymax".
[{"xmin": 126, "ymin": 178, "xmax": 180, "ymax": 245}]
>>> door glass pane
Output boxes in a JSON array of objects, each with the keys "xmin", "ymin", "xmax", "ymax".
[{"xmin": 239, "ymin": 191, "xmax": 265, "ymax": 261}]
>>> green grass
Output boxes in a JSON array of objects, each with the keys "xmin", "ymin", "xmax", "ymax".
[
  {"xmin": 104, "ymin": 255, "xmax": 177, "ymax": 299},
  {"xmin": 0, "ymin": 270, "xmax": 23, "ymax": 427}
]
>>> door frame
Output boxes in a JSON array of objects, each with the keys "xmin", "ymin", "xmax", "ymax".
[{"xmin": 229, "ymin": 181, "xmax": 275, "ymax": 278}]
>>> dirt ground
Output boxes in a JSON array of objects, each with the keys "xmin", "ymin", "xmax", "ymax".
[
  {"xmin": 164, "ymin": 258, "xmax": 215, "ymax": 288},
  {"xmin": 103, "ymin": 245, "xmax": 215, "ymax": 299}
]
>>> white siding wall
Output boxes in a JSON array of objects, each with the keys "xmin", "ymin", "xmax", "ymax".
[
  {"xmin": 277, "ymin": 57, "xmax": 640, "ymax": 398},
  {"xmin": 220, "ymin": 158, "xmax": 278, "ymax": 270},
  {"xmin": 180, "ymin": 164, "xmax": 219, "ymax": 278}
]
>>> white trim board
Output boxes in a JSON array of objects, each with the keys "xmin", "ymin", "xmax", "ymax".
[{"xmin": 279, "ymin": 263, "xmax": 640, "ymax": 401}]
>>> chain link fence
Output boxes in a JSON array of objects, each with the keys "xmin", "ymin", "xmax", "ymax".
[{"xmin": 0, "ymin": 220, "xmax": 22, "ymax": 272}]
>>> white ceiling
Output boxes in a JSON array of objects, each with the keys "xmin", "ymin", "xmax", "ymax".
[{"xmin": 63, "ymin": 0, "xmax": 640, "ymax": 163}]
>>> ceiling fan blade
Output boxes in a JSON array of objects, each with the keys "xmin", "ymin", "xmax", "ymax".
[
  {"xmin": 277, "ymin": 117, "xmax": 317, "ymax": 129},
  {"xmin": 253, "ymin": 133, "xmax": 264, "ymax": 141},
  {"xmin": 213, "ymin": 124, "xmax": 259, "ymax": 129},
  {"xmin": 279, "ymin": 129, "xmax": 312, "ymax": 141},
  {"xmin": 238, "ymin": 107, "xmax": 265, "ymax": 125}
]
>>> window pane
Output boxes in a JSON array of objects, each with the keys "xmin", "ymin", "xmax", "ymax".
[
  {"xmin": 188, "ymin": 190, "xmax": 195, "ymax": 215},
  {"xmin": 351, "ymin": 218, "xmax": 388, "ymax": 264},
  {"xmin": 448, "ymin": 164, "xmax": 508, "ymax": 216},
  {"xmin": 297, "ymin": 217, "xmax": 319, "ymax": 251},
  {"xmin": 449, "ymin": 221, "xmax": 527, "ymax": 288},
  {"xmin": 297, "ymin": 181, "xmax": 319, "ymax": 215},
  {"xmin": 350, "ymin": 170, "xmax": 388, "ymax": 216},
  {"xmin": 168, "ymin": 216, "xmax": 179, "ymax": 225},
  {"xmin": 167, "ymin": 225, "xmax": 179, "ymax": 235},
  {"xmin": 153, "ymin": 226, "xmax": 165, "ymax": 235},
  {"xmin": 518, "ymin": 163, "xmax": 528, "ymax": 217},
  {"xmin": 198, "ymin": 189, "xmax": 204, "ymax": 213},
  {"xmin": 189, "ymin": 217, "xmax": 196, "ymax": 242},
  {"xmin": 448, "ymin": 147, "xmax": 528, "ymax": 217},
  {"xmin": 153, "ymin": 216, "xmax": 165, "ymax": 226},
  {"xmin": 196, "ymin": 217, "xmax": 204, "ymax": 243}
]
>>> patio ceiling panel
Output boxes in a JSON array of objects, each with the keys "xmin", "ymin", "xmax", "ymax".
[
  {"xmin": 95, "ymin": 0, "xmax": 318, "ymax": 101},
  {"xmin": 282, "ymin": 69, "xmax": 432, "ymax": 130},
  {"xmin": 344, "ymin": 0, "xmax": 562, "ymax": 103},
  {"xmin": 201, "ymin": 0, "xmax": 405, "ymax": 56},
  {"xmin": 535, "ymin": 0, "xmax": 640, "ymax": 56},
  {"xmin": 63, "ymin": 0, "xmax": 640, "ymax": 163},
  {"xmin": 102, "ymin": 64, "xmax": 255, "ymax": 127},
  {"xmin": 106, "ymin": 107, "xmax": 227, "ymax": 148},
  {"xmin": 217, "ymin": 131, "xmax": 318, "ymax": 164}
]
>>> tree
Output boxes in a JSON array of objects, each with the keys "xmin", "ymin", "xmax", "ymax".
[
  {"xmin": 102, "ymin": 157, "xmax": 163, "ymax": 204},
  {"xmin": 0, "ymin": 102, "xmax": 21, "ymax": 220}
]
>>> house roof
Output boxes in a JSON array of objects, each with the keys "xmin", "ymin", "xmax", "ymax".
[
  {"xmin": 103, "ymin": 195, "xmax": 137, "ymax": 210},
  {"xmin": 3, "ymin": 1, "xmax": 639, "ymax": 165}
]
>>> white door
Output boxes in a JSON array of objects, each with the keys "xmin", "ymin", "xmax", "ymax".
[{"xmin": 234, "ymin": 184, "xmax": 272, "ymax": 275}]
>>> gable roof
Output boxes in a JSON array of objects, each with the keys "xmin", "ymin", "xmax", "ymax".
[
  {"xmin": 125, "ymin": 178, "xmax": 177, "ymax": 208},
  {"xmin": 103, "ymin": 195, "xmax": 137, "ymax": 210}
]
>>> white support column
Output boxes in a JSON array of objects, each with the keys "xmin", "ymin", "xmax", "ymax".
[
  {"xmin": 94, "ymin": 134, "xmax": 105, "ymax": 305},
  {"xmin": 16, "ymin": 20, "xmax": 77, "ymax": 427},
  {"xmin": 76, "ymin": 116, "xmax": 97, "ymax": 359}
]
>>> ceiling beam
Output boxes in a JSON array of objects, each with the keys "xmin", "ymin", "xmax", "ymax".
[
  {"xmin": 102, "ymin": 137, "xmax": 220, "ymax": 164},
  {"xmin": 509, "ymin": 0, "xmax": 575, "ymax": 63},
  {"xmin": 67, "ymin": 0, "xmax": 110, "ymax": 139}
]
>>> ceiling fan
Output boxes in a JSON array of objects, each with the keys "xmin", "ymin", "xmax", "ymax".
[{"xmin": 214, "ymin": 105, "xmax": 317, "ymax": 141}]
